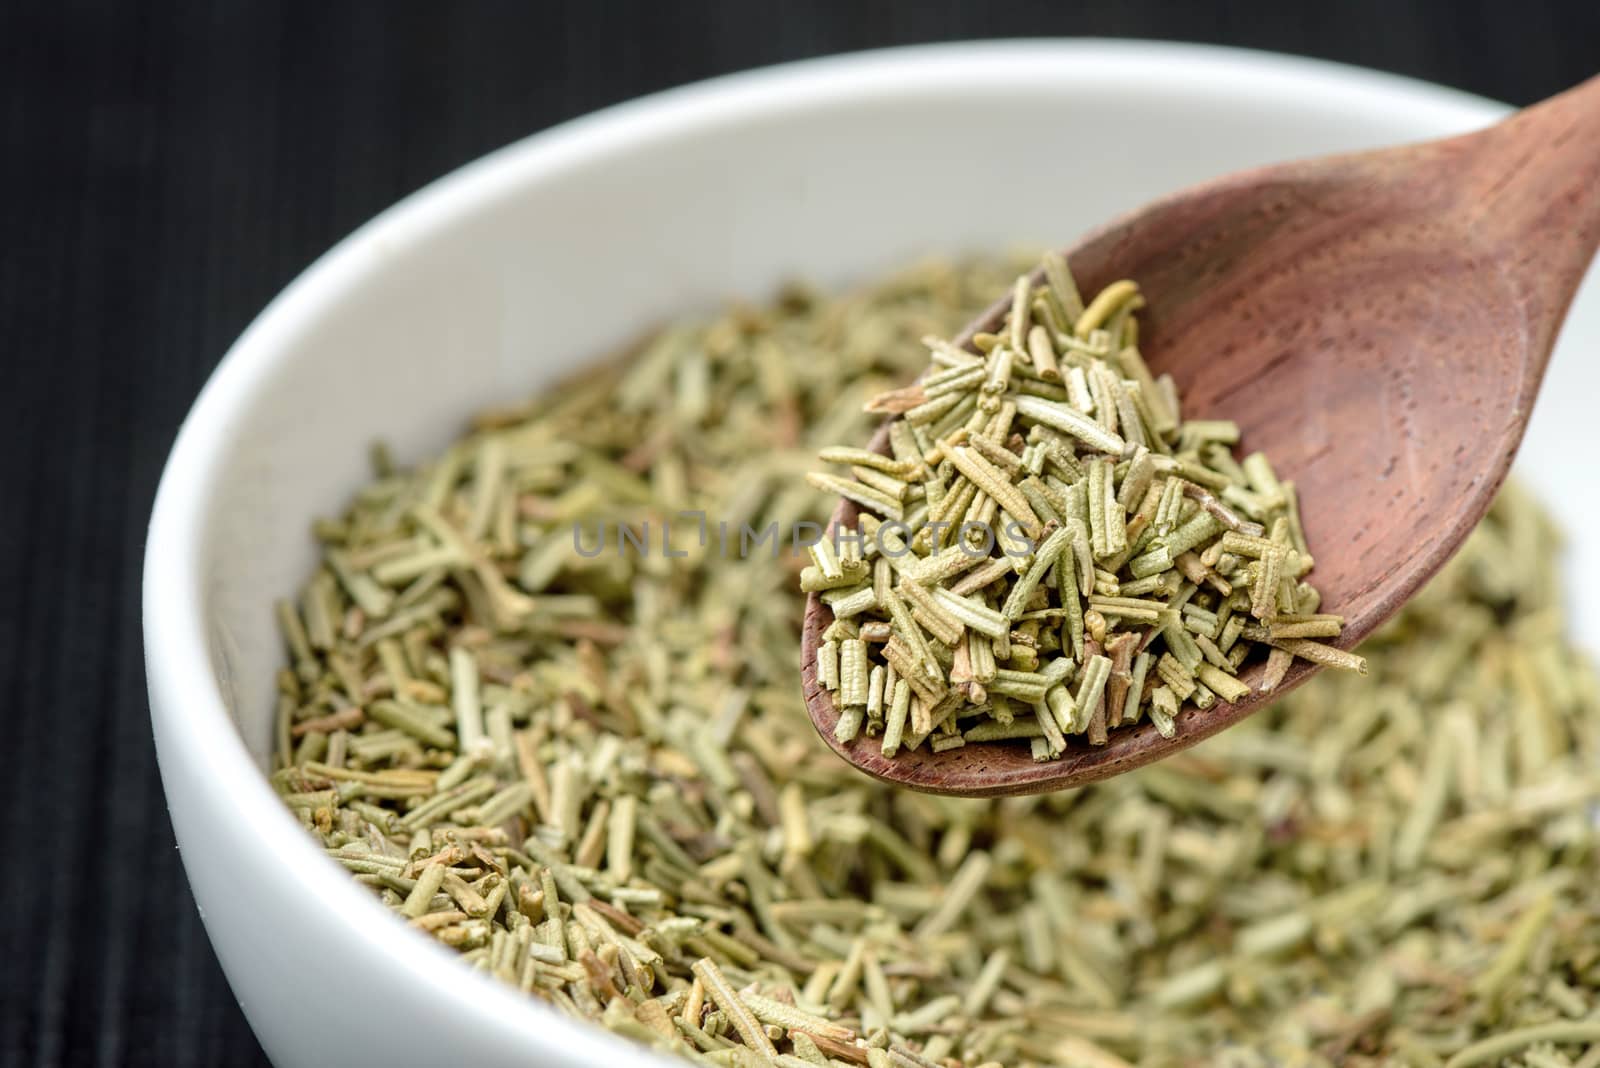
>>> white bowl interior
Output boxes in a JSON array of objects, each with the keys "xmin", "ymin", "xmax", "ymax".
[{"xmin": 146, "ymin": 41, "xmax": 1600, "ymax": 1068}]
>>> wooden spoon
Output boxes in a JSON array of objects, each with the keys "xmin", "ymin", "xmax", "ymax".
[{"xmin": 801, "ymin": 74, "xmax": 1600, "ymax": 797}]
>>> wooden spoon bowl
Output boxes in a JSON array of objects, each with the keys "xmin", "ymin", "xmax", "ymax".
[{"xmin": 802, "ymin": 74, "xmax": 1600, "ymax": 796}]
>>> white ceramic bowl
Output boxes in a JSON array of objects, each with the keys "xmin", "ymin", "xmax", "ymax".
[{"xmin": 144, "ymin": 41, "xmax": 1600, "ymax": 1067}]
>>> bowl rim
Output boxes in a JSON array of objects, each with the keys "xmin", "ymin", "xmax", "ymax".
[{"xmin": 142, "ymin": 38, "xmax": 1504, "ymax": 1060}]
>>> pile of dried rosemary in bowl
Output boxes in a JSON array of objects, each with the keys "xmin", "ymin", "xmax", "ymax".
[
  {"xmin": 271, "ymin": 256, "xmax": 1600, "ymax": 1068},
  {"xmin": 805, "ymin": 256, "xmax": 1365, "ymax": 761}
]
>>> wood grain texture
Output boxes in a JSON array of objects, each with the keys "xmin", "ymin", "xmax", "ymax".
[
  {"xmin": 4, "ymin": 1, "xmax": 1599, "ymax": 1064},
  {"xmin": 803, "ymin": 75, "xmax": 1600, "ymax": 796}
]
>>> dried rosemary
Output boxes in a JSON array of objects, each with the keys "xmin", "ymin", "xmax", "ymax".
[
  {"xmin": 271, "ymin": 257, "xmax": 1600, "ymax": 1068},
  {"xmin": 809, "ymin": 257, "xmax": 1365, "ymax": 757}
]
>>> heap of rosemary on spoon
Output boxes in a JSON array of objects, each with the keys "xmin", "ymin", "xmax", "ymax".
[{"xmin": 807, "ymin": 256, "xmax": 1364, "ymax": 762}]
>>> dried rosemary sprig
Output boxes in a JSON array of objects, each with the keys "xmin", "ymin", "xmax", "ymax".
[
  {"xmin": 809, "ymin": 258, "xmax": 1364, "ymax": 756},
  {"xmin": 271, "ymin": 258, "xmax": 1600, "ymax": 1068}
]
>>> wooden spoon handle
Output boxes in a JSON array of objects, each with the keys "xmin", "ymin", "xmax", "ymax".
[{"xmin": 1459, "ymin": 73, "xmax": 1600, "ymax": 365}]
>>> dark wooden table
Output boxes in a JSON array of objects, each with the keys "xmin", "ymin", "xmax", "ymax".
[{"xmin": 2, "ymin": 3, "xmax": 1595, "ymax": 1064}]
